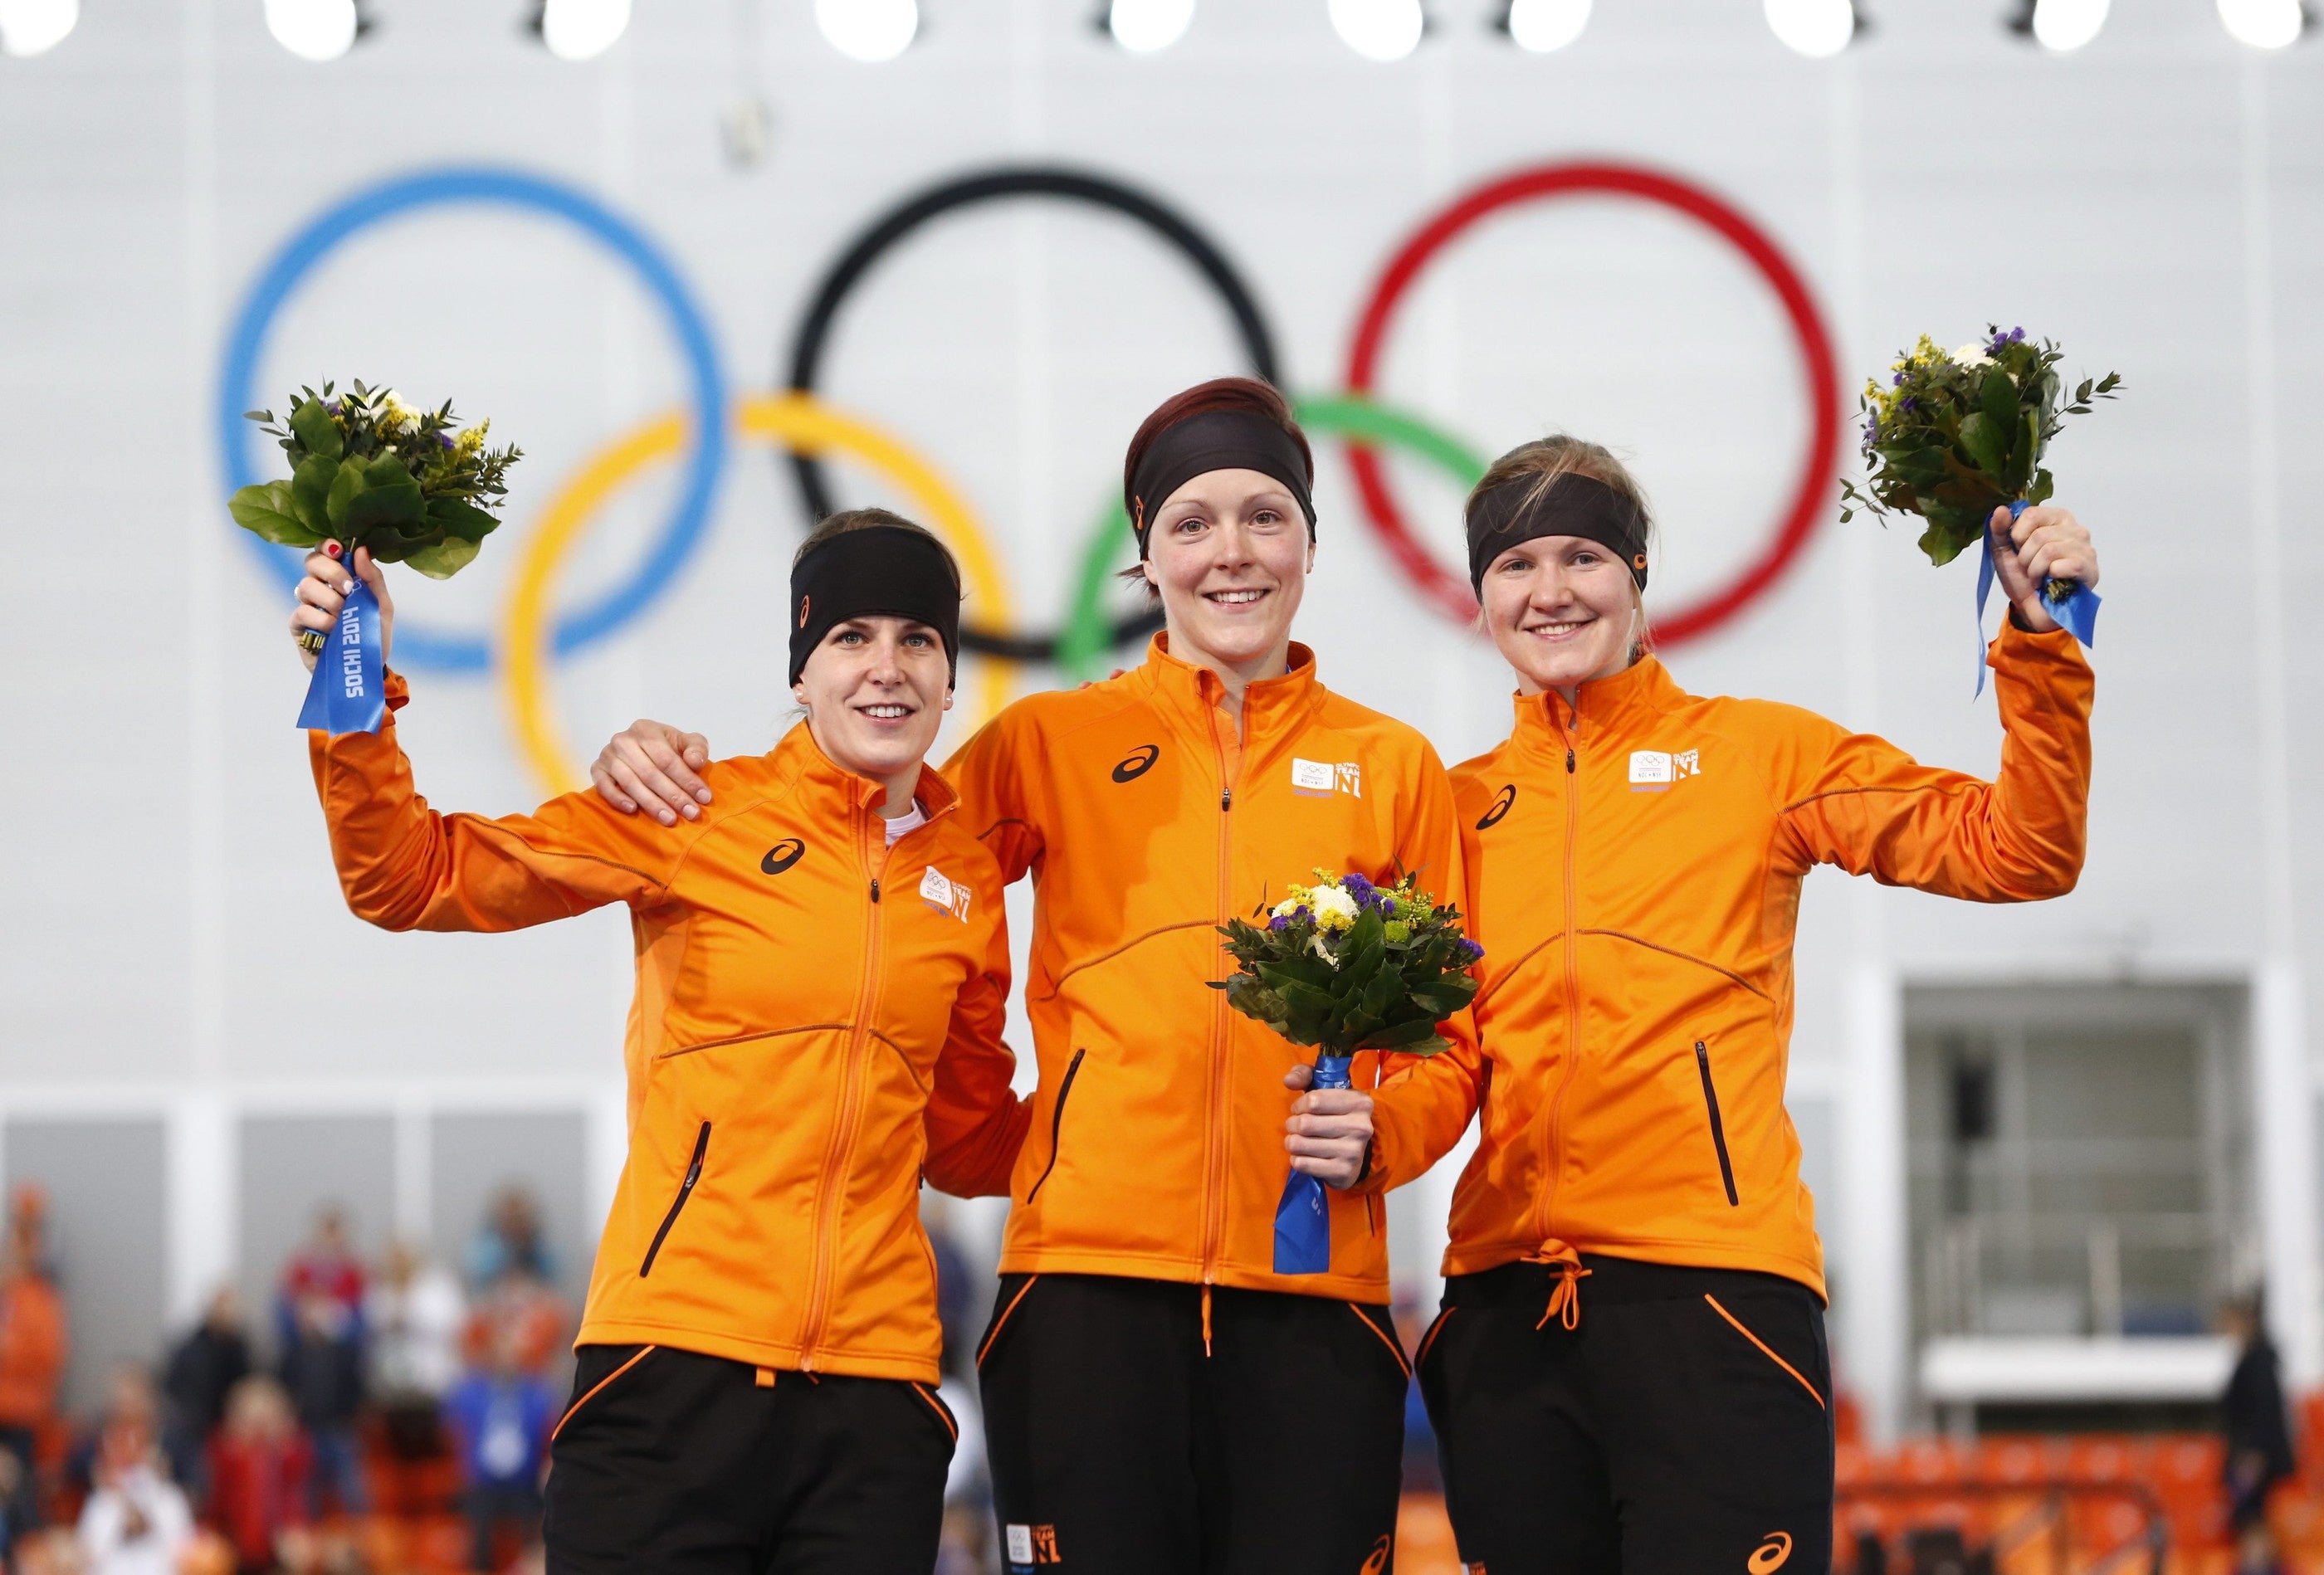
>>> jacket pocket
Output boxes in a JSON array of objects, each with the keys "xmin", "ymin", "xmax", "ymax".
[
  {"xmin": 909, "ymin": 1381, "xmax": 960, "ymax": 1451},
  {"xmin": 552, "ymin": 1344, "xmax": 657, "ymax": 1443},
  {"xmin": 640, "ymin": 1121, "xmax": 710, "ymax": 1277},
  {"xmin": 1024, "ymin": 1049, "xmax": 1086, "ymax": 1207},
  {"xmin": 1348, "ymin": 1303, "xmax": 1412, "ymax": 1380},
  {"xmin": 1693, "ymin": 1041, "xmax": 1739, "ymax": 1207}
]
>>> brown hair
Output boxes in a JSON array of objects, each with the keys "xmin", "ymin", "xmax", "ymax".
[
  {"xmin": 1468, "ymin": 434, "xmax": 1657, "ymax": 644},
  {"xmin": 794, "ymin": 505, "xmax": 961, "ymax": 592},
  {"xmin": 1116, "ymin": 378, "xmax": 1313, "ymax": 597}
]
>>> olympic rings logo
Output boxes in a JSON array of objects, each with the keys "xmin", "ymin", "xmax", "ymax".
[{"xmin": 215, "ymin": 159, "xmax": 1840, "ymax": 797}]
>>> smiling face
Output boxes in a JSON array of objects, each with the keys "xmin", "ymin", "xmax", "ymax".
[
  {"xmin": 1479, "ymin": 534, "xmax": 1643, "ymax": 697},
  {"xmin": 791, "ymin": 615, "xmax": 952, "ymax": 791},
  {"xmin": 1142, "ymin": 467, "xmax": 1312, "ymax": 677}
]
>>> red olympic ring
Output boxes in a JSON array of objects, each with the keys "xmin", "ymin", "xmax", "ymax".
[{"xmin": 1342, "ymin": 161, "xmax": 1843, "ymax": 647}]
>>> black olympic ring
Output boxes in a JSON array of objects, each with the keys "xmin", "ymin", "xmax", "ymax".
[{"xmin": 783, "ymin": 166, "xmax": 1283, "ymax": 666}]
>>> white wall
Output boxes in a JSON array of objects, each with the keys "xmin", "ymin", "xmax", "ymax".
[{"xmin": 2, "ymin": 0, "xmax": 2320, "ymax": 1419}]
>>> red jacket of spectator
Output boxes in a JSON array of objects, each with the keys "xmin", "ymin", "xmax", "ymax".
[
  {"xmin": 0, "ymin": 1270, "xmax": 66, "ymax": 1431},
  {"xmin": 206, "ymin": 1430, "xmax": 312, "ymax": 1567}
]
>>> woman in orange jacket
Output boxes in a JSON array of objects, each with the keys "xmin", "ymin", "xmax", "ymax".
[
  {"xmin": 288, "ymin": 509, "xmax": 1028, "ymax": 1574},
  {"xmin": 1316, "ymin": 433, "xmax": 2097, "ymax": 1574},
  {"xmin": 589, "ymin": 378, "xmax": 1467, "ymax": 1574}
]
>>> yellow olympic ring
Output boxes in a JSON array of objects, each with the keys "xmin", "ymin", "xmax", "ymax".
[{"xmin": 503, "ymin": 391, "xmax": 1017, "ymax": 798}]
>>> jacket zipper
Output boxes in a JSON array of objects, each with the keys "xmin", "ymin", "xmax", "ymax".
[
  {"xmin": 638, "ymin": 1121, "xmax": 710, "ymax": 1277},
  {"xmin": 1695, "ymin": 1040, "xmax": 1740, "ymax": 1207},
  {"xmin": 797, "ymin": 799, "xmax": 889, "ymax": 1371},
  {"xmin": 1201, "ymin": 697, "xmax": 1238, "ymax": 1284},
  {"xmin": 1025, "ymin": 1047, "xmax": 1086, "ymax": 1206},
  {"xmin": 1536, "ymin": 699, "xmax": 1584, "ymax": 1245}
]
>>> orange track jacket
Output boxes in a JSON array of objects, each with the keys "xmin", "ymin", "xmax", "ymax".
[
  {"xmin": 944, "ymin": 636, "xmax": 1472, "ymax": 1301},
  {"xmin": 310, "ymin": 675, "xmax": 1028, "ymax": 1384},
  {"xmin": 1367, "ymin": 624, "xmax": 2094, "ymax": 1298}
]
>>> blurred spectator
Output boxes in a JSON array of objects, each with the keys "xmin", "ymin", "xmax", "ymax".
[
  {"xmin": 75, "ymin": 1366, "xmax": 192, "ymax": 1575},
  {"xmin": 443, "ymin": 1324, "xmax": 552, "ymax": 1573},
  {"xmin": 2221, "ymin": 1290, "xmax": 2295, "ymax": 1575},
  {"xmin": 275, "ymin": 1212, "xmax": 366, "ymax": 1518},
  {"xmin": 461, "ymin": 1272, "xmax": 567, "ymax": 1384},
  {"xmin": 924, "ymin": 1199, "xmax": 974, "ymax": 1378},
  {"xmin": 463, "ymin": 1191, "xmax": 554, "ymax": 1293},
  {"xmin": 0, "ymin": 1185, "xmax": 66, "ymax": 1535},
  {"xmin": 204, "ymin": 1378, "xmax": 310, "ymax": 1575},
  {"xmin": 366, "ymin": 1241, "xmax": 462, "ymax": 1460},
  {"xmin": 68, "ymin": 1370, "xmax": 198, "ymax": 1522},
  {"xmin": 163, "ymin": 1289, "xmax": 251, "ymax": 1496}
]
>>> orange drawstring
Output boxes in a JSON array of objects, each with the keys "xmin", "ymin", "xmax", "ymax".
[
  {"xmin": 1201, "ymin": 1285, "xmax": 1214, "ymax": 1357},
  {"xmin": 1523, "ymin": 1242, "xmax": 1590, "ymax": 1331}
]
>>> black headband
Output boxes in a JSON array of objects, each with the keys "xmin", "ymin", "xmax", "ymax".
[
  {"xmin": 1128, "ymin": 409, "xmax": 1316, "ymax": 555},
  {"xmin": 1465, "ymin": 471, "xmax": 1650, "ymax": 595},
  {"xmin": 788, "ymin": 525, "xmax": 962, "ymax": 688}
]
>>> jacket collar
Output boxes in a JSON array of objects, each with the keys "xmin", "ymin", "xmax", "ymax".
[
  {"xmin": 1130, "ymin": 633, "xmax": 1326, "ymax": 744},
  {"xmin": 769, "ymin": 719, "xmax": 961, "ymax": 822},
  {"xmin": 1511, "ymin": 654, "xmax": 1682, "ymax": 754}
]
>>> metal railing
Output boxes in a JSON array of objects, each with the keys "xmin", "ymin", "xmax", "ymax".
[{"xmin": 1837, "ymin": 1478, "xmax": 2170, "ymax": 1574}]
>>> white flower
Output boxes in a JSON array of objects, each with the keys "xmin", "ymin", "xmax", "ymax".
[
  {"xmin": 1951, "ymin": 344, "xmax": 1994, "ymax": 370},
  {"xmin": 1272, "ymin": 892, "xmax": 1306, "ymax": 919},
  {"xmin": 1309, "ymin": 885, "xmax": 1359, "ymax": 932},
  {"xmin": 1310, "ymin": 933, "xmax": 1341, "ymax": 968}
]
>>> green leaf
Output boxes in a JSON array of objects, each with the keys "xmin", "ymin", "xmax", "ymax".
[
  {"xmin": 289, "ymin": 398, "xmax": 342, "ymax": 462},
  {"xmin": 1956, "ymin": 412, "xmax": 2006, "ymax": 478},
  {"xmin": 402, "ymin": 535, "xmax": 482, "ymax": 579},
  {"xmin": 426, "ymin": 497, "xmax": 501, "ymax": 543},
  {"xmin": 1980, "ymin": 367, "xmax": 2017, "ymax": 430},
  {"xmin": 325, "ymin": 456, "xmax": 369, "ymax": 528},
  {"xmin": 1359, "ymin": 1017, "xmax": 1446, "ymax": 1051},
  {"xmin": 344, "ymin": 473, "xmax": 425, "ymax": 534},
  {"xmin": 227, "ymin": 481, "xmax": 322, "ymax": 547},
  {"xmin": 289, "ymin": 453, "xmax": 338, "ymax": 533}
]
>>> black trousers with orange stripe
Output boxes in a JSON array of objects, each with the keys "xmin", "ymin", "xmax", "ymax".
[
  {"xmin": 1418, "ymin": 1256, "xmax": 1834, "ymax": 1575},
  {"xmin": 541, "ymin": 1344, "xmax": 956, "ymax": 1575},
  {"xmin": 977, "ymin": 1274, "xmax": 1408, "ymax": 1575}
]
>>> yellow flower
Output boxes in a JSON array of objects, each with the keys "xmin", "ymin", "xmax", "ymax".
[
  {"xmin": 456, "ymin": 426, "xmax": 486, "ymax": 456},
  {"xmin": 1309, "ymin": 885, "xmax": 1359, "ymax": 933}
]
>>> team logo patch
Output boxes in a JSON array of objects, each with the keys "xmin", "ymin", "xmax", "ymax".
[
  {"xmin": 1476, "ymin": 783, "xmax": 1516, "ymax": 830},
  {"xmin": 797, "ymin": 593, "xmax": 810, "ymax": 629},
  {"xmin": 920, "ymin": 865, "xmax": 973, "ymax": 923},
  {"xmin": 1111, "ymin": 743, "xmax": 1160, "ymax": 783},
  {"xmin": 1748, "ymin": 1531, "xmax": 1793, "ymax": 1573},
  {"xmin": 1004, "ymin": 1524, "xmax": 1061, "ymax": 1566},
  {"xmin": 1291, "ymin": 757, "xmax": 1362, "ymax": 798},
  {"xmin": 1628, "ymin": 748, "xmax": 1702, "ymax": 792},
  {"xmin": 759, "ymin": 839, "xmax": 805, "ymax": 875}
]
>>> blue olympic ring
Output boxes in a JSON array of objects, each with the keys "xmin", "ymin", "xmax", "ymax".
[{"xmin": 215, "ymin": 166, "xmax": 729, "ymax": 672}]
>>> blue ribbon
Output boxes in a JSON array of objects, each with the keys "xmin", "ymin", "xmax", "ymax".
[
  {"xmin": 1975, "ymin": 500, "xmax": 2099, "ymax": 697},
  {"xmin": 295, "ymin": 573, "xmax": 386, "ymax": 735},
  {"xmin": 1273, "ymin": 1053, "xmax": 1354, "ymax": 1276}
]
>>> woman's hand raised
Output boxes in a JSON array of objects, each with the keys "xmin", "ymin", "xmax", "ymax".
[
  {"xmin": 1990, "ymin": 505, "xmax": 2100, "ymax": 635},
  {"xmin": 592, "ymin": 720, "xmax": 715, "ymax": 826},
  {"xmin": 1283, "ymin": 1061, "xmax": 1375, "ymax": 1191},
  {"xmin": 290, "ymin": 542, "xmax": 393, "ymax": 672}
]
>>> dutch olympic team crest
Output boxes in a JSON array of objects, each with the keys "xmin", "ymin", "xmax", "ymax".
[{"xmin": 216, "ymin": 158, "xmax": 1841, "ymax": 797}]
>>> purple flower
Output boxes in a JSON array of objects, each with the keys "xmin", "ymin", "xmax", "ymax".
[
  {"xmin": 1457, "ymin": 939, "xmax": 1485, "ymax": 963},
  {"xmin": 1268, "ymin": 914, "xmax": 1290, "ymax": 933},
  {"xmin": 1892, "ymin": 373, "xmax": 1906, "ymax": 387},
  {"xmin": 437, "ymin": 432, "xmax": 455, "ymax": 450},
  {"xmin": 1342, "ymin": 873, "xmax": 1374, "ymax": 897},
  {"xmin": 1898, "ymin": 397, "xmax": 1918, "ymax": 412}
]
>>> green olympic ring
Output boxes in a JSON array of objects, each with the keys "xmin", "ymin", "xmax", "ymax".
[{"xmin": 1053, "ymin": 394, "xmax": 1491, "ymax": 682}]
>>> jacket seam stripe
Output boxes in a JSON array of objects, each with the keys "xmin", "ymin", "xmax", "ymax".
[
  {"xmin": 1703, "ymin": 1294, "xmax": 1824, "ymax": 1409},
  {"xmin": 1582, "ymin": 929, "xmax": 1772, "ymax": 1002},
  {"xmin": 550, "ymin": 1344, "xmax": 656, "ymax": 1443},
  {"xmin": 1025, "ymin": 1051, "xmax": 1084, "ymax": 1206},
  {"xmin": 975, "ymin": 1275, "xmax": 1040, "ymax": 1368},
  {"xmin": 1035, "ymin": 921, "xmax": 1219, "ymax": 1001},
  {"xmin": 1348, "ymin": 1302, "xmax": 1412, "ymax": 1378},
  {"xmin": 1414, "ymin": 1305, "xmax": 1454, "ymax": 1368}
]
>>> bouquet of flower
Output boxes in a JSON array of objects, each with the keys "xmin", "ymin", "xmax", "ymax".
[
  {"xmin": 1213, "ymin": 870, "xmax": 1482, "ymax": 1274},
  {"xmin": 1841, "ymin": 328, "xmax": 2118, "ymax": 602},
  {"xmin": 230, "ymin": 381, "xmax": 521, "ymax": 587},
  {"xmin": 231, "ymin": 382, "xmax": 521, "ymax": 735}
]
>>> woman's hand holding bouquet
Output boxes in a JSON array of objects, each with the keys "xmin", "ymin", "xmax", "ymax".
[{"xmin": 1213, "ymin": 870, "xmax": 1482, "ymax": 1275}]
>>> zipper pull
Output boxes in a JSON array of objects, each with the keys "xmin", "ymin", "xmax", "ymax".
[
  {"xmin": 1221, "ymin": 788, "xmax": 1232, "ymax": 811},
  {"xmin": 1565, "ymin": 748, "xmax": 1575, "ymax": 774},
  {"xmin": 870, "ymin": 878, "xmax": 881, "ymax": 903}
]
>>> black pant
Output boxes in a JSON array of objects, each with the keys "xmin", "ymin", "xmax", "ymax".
[
  {"xmin": 470, "ymin": 1480, "xmax": 544, "ymax": 1571},
  {"xmin": 1419, "ymin": 1256, "xmax": 1835, "ymax": 1575},
  {"xmin": 977, "ymin": 1273, "xmax": 1407, "ymax": 1575},
  {"xmin": 543, "ymin": 1344, "xmax": 956, "ymax": 1575}
]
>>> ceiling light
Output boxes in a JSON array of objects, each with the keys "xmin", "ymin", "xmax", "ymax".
[
  {"xmin": 817, "ymin": 0, "xmax": 919, "ymax": 61},
  {"xmin": 539, "ymin": 0, "xmax": 630, "ymax": 59},
  {"xmin": 2028, "ymin": 0, "xmax": 2107, "ymax": 49},
  {"xmin": 1764, "ymin": 0, "xmax": 1853, "ymax": 56},
  {"xmin": 1109, "ymin": 0, "xmax": 1194, "ymax": 51},
  {"xmin": 0, "ymin": 0, "xmax": 77, "ymax": 56},
  {"xmin": 2218, "ymin": 0, "xmax": 2305, "ymax": 47},
  {"xmin": 1502, "ymin": 0, "xmax": 1587, "ymax": 51},
  {"xmin": 265, "ymin": 0, "xmax": 359, "ymax": 61},
  {"xmin": 1330, "ymin": 0, "xmax": 1423, "ymax": 61}
]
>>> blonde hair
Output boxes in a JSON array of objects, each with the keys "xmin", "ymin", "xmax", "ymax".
[{"xmin": 1466, "ymin": 434, "xmax": 1656, "ymax": 654}]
